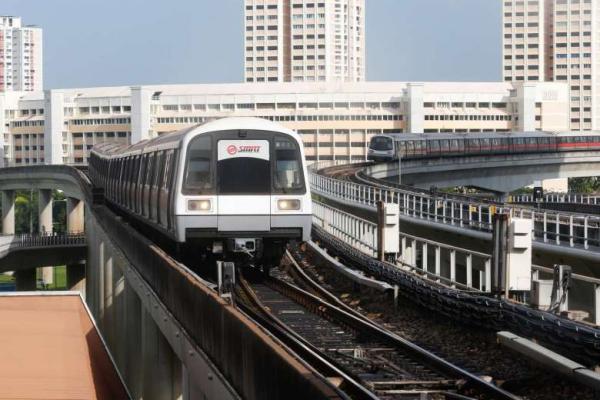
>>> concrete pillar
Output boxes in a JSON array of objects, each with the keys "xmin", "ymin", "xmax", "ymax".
[
  {"xmin": 125, "ymin": 281, "xmax": 143, "ymax": 400},
  {"xmin": 15, "ymin": 269, "xmax": 36, "ymax": 291},
  {"xmin": 113, "ymin": 264, "xmax": 127, "ymax": 375},
  {"xmin": 142, "ymin": 307, "xmax": 176, "ymax": 400},
  {"xmin": 66, "ymin": 197, "xmax": 84, "ymax": 233},
  {"xmin": 38, "ymin": 189, "xmax": 53, "ymax": 234},
  {"xmin": 103, "ymin": 254, "xmax": 114, "ymax": 345},
  {"xmin": 38, "ymin": 189, "xmax": 54, "ymax": 286},
  {"xmin": 98, "ymin": 241, "xmax": 105, "ymax": 322},
  {"xmin": 67, "ymin": 264, "xmax": 86, "ymax": 295},
  {"xmin": 2, "ymin": 190, "xmax": 15, "ymax": 235}
]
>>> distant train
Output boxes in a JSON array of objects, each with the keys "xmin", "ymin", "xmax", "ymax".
[
  {"xmin": 367, "ymin": 131, "xmax": 600, "ymax": 162},
  {"xmin": 89, "ymin": 117, "xmax": 312, "ymax": 268}
]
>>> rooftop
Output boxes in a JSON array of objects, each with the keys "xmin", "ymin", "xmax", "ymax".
[{"xmin": 0, "ymin": 292, "xmax": 128, "ymax": 399}]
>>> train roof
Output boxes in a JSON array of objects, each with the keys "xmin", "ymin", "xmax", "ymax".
[
  {"xmin": 91, "ymin": 117, "xmax": 300, "ymax": 159},
  {"xmin": 375, "ymin": 131, "xmax": 600, "ymax": 141}
]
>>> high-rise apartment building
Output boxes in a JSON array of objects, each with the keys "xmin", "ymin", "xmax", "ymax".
[
  {"xmin": 244, "ymin": 0, "xmax": 365, "ymax": 83},
  {"xmin": 502, "ymin": 0, "xmax": 600, "ymax": 131},
  {"xmin": 0, "ymin": 16, "xmax": 43, "ymax": 92}
]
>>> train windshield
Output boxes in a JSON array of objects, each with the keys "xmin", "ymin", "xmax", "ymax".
[
  {"xmin": 183, "ymin": 135, "xmax": 214, "ymax": 194},
  {"xmin": 273, "ymin": 136, "xmax": 304, "ymax": 193},
  {"xmin": 370, "ymin": 136, "xmax": 393, "ymax": 151},
  {"xmin": 217, "ymin": 139, "xmax": 271, "ymax": 195}
]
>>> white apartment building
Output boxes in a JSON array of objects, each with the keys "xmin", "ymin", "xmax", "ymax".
[
  {"xmin": 0, "ymin": 81, "xmax": 569, "ymax": 167},
  {"xmin": 0, "ymin": 16, "xmax": 43, "ymax": 93},
  {"xmin": 244, "ymin": 0, "xmax": 365, "ymax": 83},
  {"xmin": 502, "ymin": 0, "xmax": 600, "ymax": 131}
]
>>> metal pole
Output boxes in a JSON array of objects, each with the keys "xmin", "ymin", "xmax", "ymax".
[
  {"xmin": 398, "ymin": 154, "xmax": 401, "ymax": 186},
  {"xmin": 377, "ymin": 201, "xmax": 385, "ymax": 262}
]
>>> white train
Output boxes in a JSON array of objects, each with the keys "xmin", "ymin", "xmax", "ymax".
[{"xmin": 89, "ymin": 117, "xmax": 312, "ymax": 267}]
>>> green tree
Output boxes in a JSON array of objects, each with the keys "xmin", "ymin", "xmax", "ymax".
[
  {"xmin": 568, "ymin": 177, "xmax": 600, "ymax": 194},
  {"xmin": 15, "ymin": 190, "xmax": 38, "ymax": 234},
  {"xmin": 52, "ymin": 190, "xmax": 67, "ymax": 233}
]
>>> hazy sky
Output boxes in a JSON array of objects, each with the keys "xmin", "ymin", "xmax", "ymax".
[{"xmin": 3, "ymin": 0, "xmax": 502, "ymax": 89}]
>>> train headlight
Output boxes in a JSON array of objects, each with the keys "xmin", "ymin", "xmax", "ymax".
[
  {"xmin": 278, "ymin": 199, "xmax": 301, "ymax": 211},
  {"xmin": 188, "ymin": 199, "xmax": 211, "ymax": 212}
]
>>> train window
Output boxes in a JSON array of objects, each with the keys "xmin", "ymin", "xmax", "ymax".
[
  {"xmin": 370, "ymin": 136, "xmax": 393, "ymax": 151},
  {"xmin": 273, "ymin": 136, "xmax": 305, "ymax": 193},
  {"xmin": 183, "ymin": 135, "xmax": 214, "ymax": 194}
]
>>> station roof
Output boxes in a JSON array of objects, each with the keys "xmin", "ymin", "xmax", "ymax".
[{"xmin": 0, "ymin": 293, "xmax": 129, "ymax": 399}]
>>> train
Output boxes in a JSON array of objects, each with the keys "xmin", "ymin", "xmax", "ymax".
[
  {"xmin": 89, "ymin": 117, "xmax": 312, "ymax": 269},
  {"xmin": 367, "ymin": 131, "xmax": 600, "ymax": 162}
]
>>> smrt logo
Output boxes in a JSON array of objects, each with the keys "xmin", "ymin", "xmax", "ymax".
[
  {"xmin": 238, "ymin": 145, "xmax": 261, "ymax": 153},
  {"xmin": 227, "ymin": 145, "xmax": 237, "ymax": 155},
  {"xmin": 226, "ymin": 144, "xmax": 261, "ymax": 155}
]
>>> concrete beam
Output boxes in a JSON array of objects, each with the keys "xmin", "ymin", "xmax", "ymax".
[
  {"xmin": 67, "ymin": 197, "xmax": 84, "ymax": 234},
  {"xmin": 2, "ymin": 190, "xmax": 15, "ymax": 235}
]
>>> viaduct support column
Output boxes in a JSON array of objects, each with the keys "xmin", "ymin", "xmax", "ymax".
[
  {"xmin": 38, "ymin": 189, "xmax": 53, "ymax": 286},
  {"xmin": 66, "ymin": 197, "xmax": 84, "ymax": 233},
  {"xmin": 124, "ymin": 281, "xmax": 143, "ymax": 400},
  {"xmin": 15, "ymin": 269, "xmax": 36, "ymax": 291},
  {"xmin": 142, "ymin": 307, "xmax": 177, "ymax": 400},
  {"xmin": 1, "ymin": 190, "xmax": 15, "ymax": 235}
]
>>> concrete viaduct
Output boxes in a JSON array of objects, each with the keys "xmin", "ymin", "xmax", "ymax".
[
  {"xmin": 366, "ymin": 151, "xmax": 600, "ymax": 194},
  {"xmin": 0, "ymin": 166, "xmax": 340, "ymax": 400}
]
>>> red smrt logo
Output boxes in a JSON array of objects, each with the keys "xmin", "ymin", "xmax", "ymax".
[
  {"xmin": 226, "ymin": 145, "xmax": 237, "ymax": 155},
  {"xmin": 226, "ymin": 144, "xmax": 261, "ymax": 155}
]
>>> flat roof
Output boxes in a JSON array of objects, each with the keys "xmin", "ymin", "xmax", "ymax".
[{"xmin": 0, "ymin": 293, "xmax": 129, "ymax": 399}]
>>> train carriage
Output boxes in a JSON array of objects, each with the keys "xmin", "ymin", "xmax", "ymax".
[
  {"xmin": 90, "ymin": 117, "xmax": 312, "ymax": 268},
  {"xmin": 367, "ymin": 131, "xmax": 600, "ymax": 162}
]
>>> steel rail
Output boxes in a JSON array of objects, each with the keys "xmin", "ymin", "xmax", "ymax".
[
  {"xmin": 282, "ymin": 249, "xmax": 520, "ymax": 400},
  {"xmin": 236, "ymin": 274, "xmax": 379, "ymax": 400}
]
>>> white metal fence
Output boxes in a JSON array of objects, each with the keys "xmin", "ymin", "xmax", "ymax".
[
  {"xmin": 312, "ymin": 200, "xmax": 378, "ymax": 258},
  {"xmin": 310, "ymin": 171, "xmax": 600, "ymax": 250},
  {"xmin": 511, "ymin": 193, "xmax": 600, "ymax": 205},
  {"xmin": 312, "ymin": 199, "xmax": 600, "ymax": 323}
]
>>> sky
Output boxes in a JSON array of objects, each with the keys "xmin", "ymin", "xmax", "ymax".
[{"xmin": 3, "ymin": 0, "xmax": 502, "ymax": 89}]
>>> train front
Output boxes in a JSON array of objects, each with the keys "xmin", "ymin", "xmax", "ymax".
[
  {"xmin": 367, "ymin": 135, "xmax": 396, "ymax": 162},
  {"xmin": 176, "ymin": 120, "xmax": 312, "ymax": 269}
]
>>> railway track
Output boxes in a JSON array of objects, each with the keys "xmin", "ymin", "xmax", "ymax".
[{"xmin": 235, "ymin": 254, "xmax": 519, "ymax": 400}]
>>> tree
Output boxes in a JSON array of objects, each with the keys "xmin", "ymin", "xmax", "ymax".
[
  {"xmin": 568, "ymin": 177, "xmax": 600, "ymax": 194},
  {"xmin": 14, "ymin": 190, "xmax": 38, "ymax": 234}
]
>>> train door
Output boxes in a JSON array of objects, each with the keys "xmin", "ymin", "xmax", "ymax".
[{"xmin": 216, "ymin": 139, "xmax": 271, "ymax": 232}]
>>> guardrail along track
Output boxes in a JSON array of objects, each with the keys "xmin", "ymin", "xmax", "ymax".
[
  {"xmin": 312, "ymin": 163, "xmax": 600, "ymax": 252},
  {"xmin": 237, "ymin": 267, "xmax": 519, "ymax": 400},
  {"xmin": 310, "ymin": 221, "xmax": 600, "ymax": 366}
]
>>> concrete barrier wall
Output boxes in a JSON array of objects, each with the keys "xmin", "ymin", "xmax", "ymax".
[{"xmin": 87, "ymin": 205, "xmax": 341, "ymax": 400}]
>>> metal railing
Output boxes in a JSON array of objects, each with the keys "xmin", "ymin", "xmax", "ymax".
[
  {"xmin": 399, "ymin": 232, "xmax": 491, "ymax": 292},
  {"xmin": 0, "ymin": 232, "xmax": 86, "ymax": 255},
  {"xmin": 312, "ymin": 200, "xmax": 377, "ymax": 258},
  {"xmin": 511, "ymin": 193, "xmax": 600, "ymax": 205},
  {"xmin": 312, "ymin": 198, "xmax": 600, "ymax": 323},
  {"xmin": 313, "ymin": 197, "xmax": 600, "ymax": 325},
  {"xmin": 15, "ymin": 232, "xmax": 86, "ymax": 248},
  {"xmin": 310, "ymin": 170, "xmax": 600, "ymax": 250},
  {"xmin": 312, "ymin": 200, "xmax": 491, "ymax": 292},
  {"xmin": 532, "ymin": 265, "xmax": 600, "ymax": 325}
]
